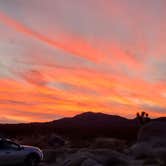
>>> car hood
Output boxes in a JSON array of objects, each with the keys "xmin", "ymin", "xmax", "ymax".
[
  {"xmin": 22, "ymin": 145, "xmax": 42, "ymax": 153},
  {"xmin": 22, "ymin": 145, "xmax": 40, "ymax": 150}
]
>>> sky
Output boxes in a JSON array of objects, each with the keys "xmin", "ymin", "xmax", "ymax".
[{"xmin": 0, "ymin": 0, "xmax": 166, "ymax": 123}]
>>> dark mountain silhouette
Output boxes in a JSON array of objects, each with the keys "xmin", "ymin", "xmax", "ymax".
[
  {"xmin": 50, "ymin": 112, "xmax": 140, "ymax": 140},
  {"xmin": 0, "ymin": 112, "xmax": 164, "ymax": 141}
]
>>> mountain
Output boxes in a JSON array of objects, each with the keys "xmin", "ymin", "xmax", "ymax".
[
  {"xmin": 52, "ymin": 112, "xmax": 129, "ymax": 125},
  {"xmin": 0, "ymin": 112, "xmax": 141, "ymax": 141},
  {"xmin": 50, "ymin": 112, "xmax": 140, "ymax": 140}
]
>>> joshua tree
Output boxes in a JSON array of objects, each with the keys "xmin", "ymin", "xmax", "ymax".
[{"xmin": 136, "ymin": 111, "xmax": 151, "ymax": 125}]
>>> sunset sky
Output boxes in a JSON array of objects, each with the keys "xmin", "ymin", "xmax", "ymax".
[{"xmin": 0, "ymin": 0, "xmax": 166, "ymax": 123}]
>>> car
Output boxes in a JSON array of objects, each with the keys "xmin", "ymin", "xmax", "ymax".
[{"xmin": 0, "ymin": 138, "xmax": 43, "ymax": 166}]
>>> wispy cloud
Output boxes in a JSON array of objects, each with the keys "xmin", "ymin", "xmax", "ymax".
[{"xmin": 0, "ymin": 0, "xmax": 166, "ymax": 122}]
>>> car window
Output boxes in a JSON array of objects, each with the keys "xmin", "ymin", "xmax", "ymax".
[{"xmin": 0, "ymin": 141, "xmax": 19, "ymax": 150}]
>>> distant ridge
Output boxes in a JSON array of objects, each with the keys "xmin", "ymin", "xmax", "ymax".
[
  {"xmin": 53, "ymin": 112, "xmax": 128, "ymax": 123},
  {"xmin": 0, "ymin": 112, "xmax": 165, "ymax": 141},
  {"xmin": 52, "ymin": 111, "xmax": 129, "ymax": 123},
  {"xmin": 73, "ymin": 111, "xmax": 129, "ymax": 120},
  {"xmin": 49, "ymin": 111, "xmax": 140, "ymax": 140}
]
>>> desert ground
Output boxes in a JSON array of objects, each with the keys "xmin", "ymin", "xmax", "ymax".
[{"xmin": 37, "ymin": 121, "xmax": 166, "ymax": 166}]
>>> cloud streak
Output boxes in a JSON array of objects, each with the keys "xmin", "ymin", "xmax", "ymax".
[
  {"xmin": 0, "ymin": 0, "xmax": 166, "ymax": 123},
  {"xmin": 0, "ymin": 11, "xmax": 106, "ymax": 63}
]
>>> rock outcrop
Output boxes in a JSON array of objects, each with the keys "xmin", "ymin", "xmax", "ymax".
[
  {"xmin": 138, "ymin": 121, "xmax": 166, "ymax": 147},
  {"xmin": 129, "ymin": 120, "xmax": 166, "ymax": 165},
  {"xmin": 41, "ymin": 120, "xmax": 166, "ymax": 166},
  {"xmin": 59, "ymin": 149, "xmax": 129, "ymax": 166}
]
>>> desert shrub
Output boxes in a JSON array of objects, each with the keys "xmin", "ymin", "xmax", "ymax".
[{"xmin": 90, "ymin": 137, "xmax": 127, "ymax": 151}]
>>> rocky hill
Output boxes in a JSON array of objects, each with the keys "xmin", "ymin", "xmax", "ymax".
[{"xmin": 0, "ymin": 112, "xmax": 140, "ymax": 141}]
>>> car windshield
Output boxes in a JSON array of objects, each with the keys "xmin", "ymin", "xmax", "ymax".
[{"xmin": 0, "ymin": 141, "xmax": 19, "ymax": 150}]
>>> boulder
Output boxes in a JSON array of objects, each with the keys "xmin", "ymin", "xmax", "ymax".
[
  {"xmin": 128, "ymin": 121, "xmax": 166, "ymax": 165},
  {"xmin": 60, "ymin": 151, "xmax": 93, "ymax": 166},
  {"xmin": 138, "ymin": 121, "xmax": 166, "ymax": 147},
  {"xmin": 81, "ymin": 158, "xmax": 102, "ymax": 166},
  {"xmin": 59, "ymin": 149, "xmax": 129, "ymax": 166},
  {"xmin": 128, "ymin": 142, "xmax": 153, "ymax": 159},
  {"xmin": 90, "ymin": 138, "xmax": 127, "ymax": 151},
  {"xmin": 151, "ymin": 148, "xmax": 166, "ymax": 165},
  {"xmin": 79, "ymin": 149, "xmax": 129, "ymax": 166}
]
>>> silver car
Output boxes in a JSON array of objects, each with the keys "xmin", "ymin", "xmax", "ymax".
[{"xmin": 0, "ymin": 138, "xmax": 43, "ymax": 166}]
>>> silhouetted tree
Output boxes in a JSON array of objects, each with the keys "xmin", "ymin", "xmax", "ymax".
[{"xmin": 136, "ymin": 111, "xmax": 151, "ymax": 125}]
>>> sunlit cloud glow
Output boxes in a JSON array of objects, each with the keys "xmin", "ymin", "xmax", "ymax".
[{"xmin": 0, "ymin": 0, "xmax": 166, "ymax": 123}]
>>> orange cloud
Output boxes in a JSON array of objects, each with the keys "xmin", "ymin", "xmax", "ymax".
[
  {"xmin": 0, "ymin": 63, "xmax": 165, "ymax": 123},
  {"xmin": 0, "ymin": 2, "xmax": 166, "ymax": 123}
]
